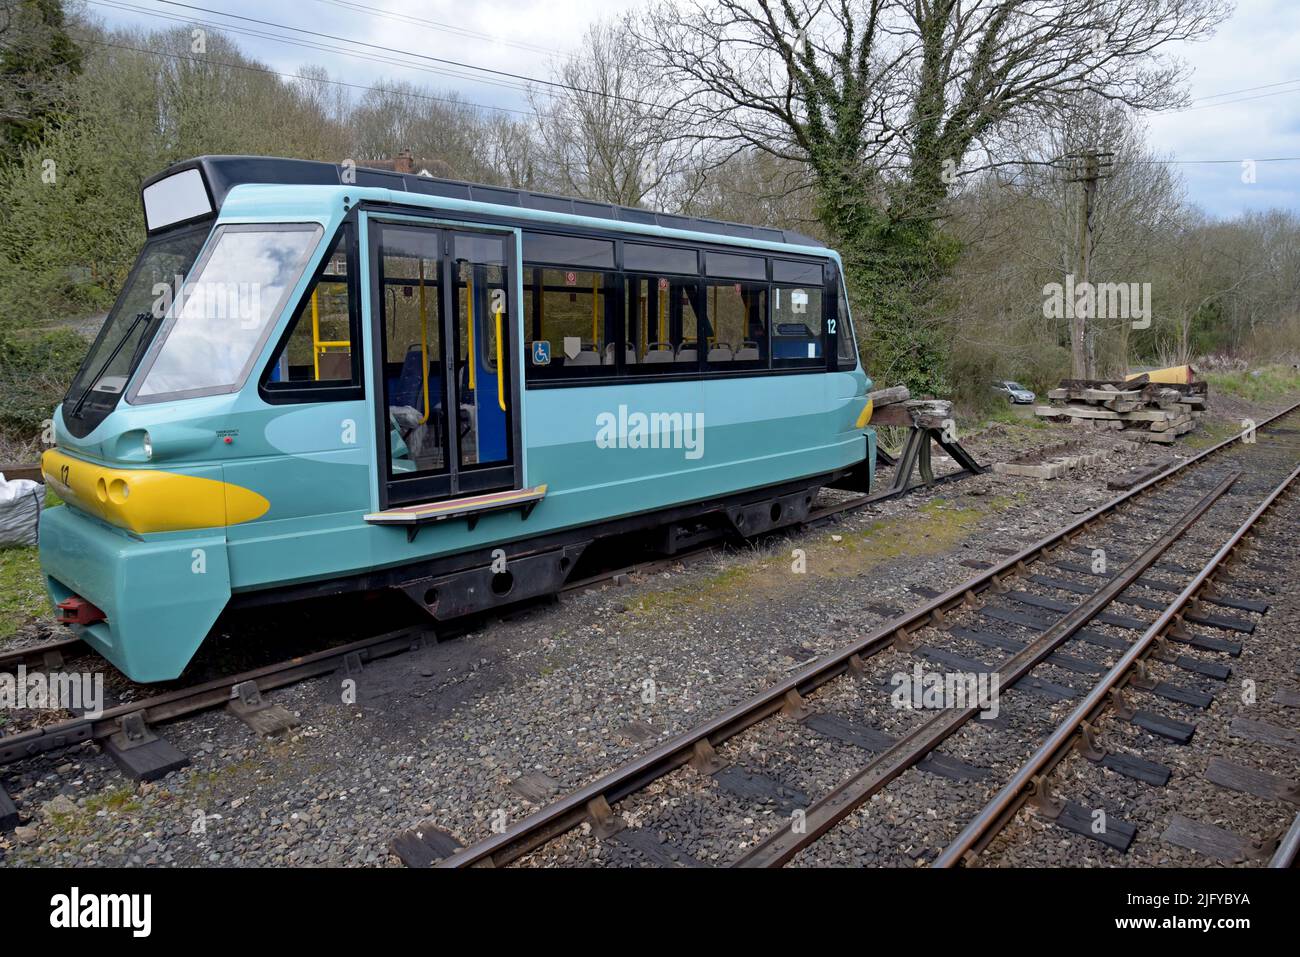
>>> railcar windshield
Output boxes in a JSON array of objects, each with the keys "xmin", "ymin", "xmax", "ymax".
[
  {"xmin": 63, "ymin": 224, "xmax": 210, "ymax": 435},
  {"xmin": 131, "ymin": 223, "xmax": 321, "ymax": 402}
]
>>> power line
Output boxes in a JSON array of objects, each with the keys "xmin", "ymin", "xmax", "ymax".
[
  {"xmin": 1178, "ymin": 86, "xmax": 1300, "ymax": 111},
  {"xmin": 87, "ymin": 0, "xmax": 538, "ymax": 96},
  {"xmin": 147, "ymin": 0, "xmax": 699, "ymax": 117},
  {"xmin": 1149, "ymin": 156, "xmax": 1300, "ymax": 165},
  {"xmin": 77, "ymin": 2, "xmax": 1300, "ymax": 171},
  {"xmin": 80, "ymin": 34, "xmax": 537, "ymax": 117},
  {"xmin": 1189, "ymin": 75, "xmax": 1300, "ymax": 102},
  {"xmin": 310, "ymin": 0, "xmax": 563, "ymax": 58}
]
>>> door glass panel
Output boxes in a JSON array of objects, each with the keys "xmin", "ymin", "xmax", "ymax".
[
  {"xmin": 377, "ymin": 225, "xmax": 446, "ymax": 478},
  {"xmin": 453, "ymin": 233, "xmax": 513, "ymax": 469}
]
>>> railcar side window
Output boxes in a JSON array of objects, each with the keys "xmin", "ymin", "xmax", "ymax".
[
  {"xmin": 626, "ymin": 275, "xmax": 704, "ymax": 373},
  {"xmin": 625, "ymin": 242, "xmax": 697, "ymax": 275},
  {"xmin": 513, "ymin": 241, "xmax": 837, "ymax": 386},
  {"xmin": 704, "ymin": 281, "xmax": 767, "ymax": 370},
  {"xmin": 522, "ymin": 232, "xmax": 614, "ymax": 270},
  {"xmin": 133, "ymin": 224, "xmax": 321, "ymax": 401},
  {"xmin": 264, "ymin": 226, "xmax": 360, "ymax": 393},
  {"xmin": 706, "ymin": 251, "xmax": 765, "ymax": 281},
  {"xmin": 836, "ymin": 280, "xmax": 858, "ymax": 369},
  {"xmin": 771, "ymin": 283, "xmax": 824, "ymax": 368},
  {"xmin": 524, "ymin": 267, "xmax": 614, "ymax": 379},
  {"xmin": 773, "ymin": 259, "xmax": 821, "ymax": 285}
]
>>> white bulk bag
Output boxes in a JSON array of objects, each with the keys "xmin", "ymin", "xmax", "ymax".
[{"xmin": 0, "ymin": 473, "xmax": 44, "ymax": 547}]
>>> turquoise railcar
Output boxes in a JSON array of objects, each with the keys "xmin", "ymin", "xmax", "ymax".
[{"xmin": 39, "ymin": 157, "xmax": 876, "ymax": 682}]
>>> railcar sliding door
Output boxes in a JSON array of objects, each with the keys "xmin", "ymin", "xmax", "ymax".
[{"xmin": 368, "ymin": 217, "xmax": 522, "ymax": 507}]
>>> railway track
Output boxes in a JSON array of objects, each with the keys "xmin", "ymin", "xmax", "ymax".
[
  {"xmin": 933, "ymin": 463, "xmax": 1300, "ymax": 868},
  {"xmin": 395, "ymin": 400, "xmax": 1300, "ymax": 868},
  {"xmin": 2, "ymin": 401, "xmax": 1297, "ymax": 848}
]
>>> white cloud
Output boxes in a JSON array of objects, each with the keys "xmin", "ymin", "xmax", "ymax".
[{"xmin": 1145, "ymin": 0, "xmax": 1300, "ymax": 217}]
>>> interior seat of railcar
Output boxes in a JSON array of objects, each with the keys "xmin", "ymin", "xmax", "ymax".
[
  {"xmin": 604, "ymin": 343, "xmax": 637, "ymax": 365},
  {"xmin": 643, "ymin": 342, "xmax": 674, "ymax": 363}
]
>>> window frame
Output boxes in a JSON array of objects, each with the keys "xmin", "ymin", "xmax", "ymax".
[
  {"xmin": 128, "ymin": 221, "xmax": 324, "ymax": 405},
  {"xmin": 702, "ymin": 277, "xmax": 769, "ymax": 373},
  {"xmin": 258, "ymin": 217, "xmax": 365, "ymax": 404},
  {"xmin": 770, "ymin": 281, "xmax": 827, "ymax": 370},
  {"xmin": 523, "ymin": 263, "xmax": 622, "ymax": 382},
  {"xmin": 623, "ymin": 272, "xmax": 707, "ymax": 377},
  {"xmin": 829, "ymin": 260, "xmax": 859, "ymax": 371},
  {"xmin": 357, "ymin": 208, "xmax": 842, "ymax": 390}
]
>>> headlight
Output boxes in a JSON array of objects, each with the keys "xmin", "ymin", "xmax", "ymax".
[{"xmin": 142, "ymin": 432, "xmax": 153, "ymax": 460}]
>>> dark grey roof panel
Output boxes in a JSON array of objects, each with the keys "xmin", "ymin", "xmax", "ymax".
[{"xmin": 141, "ymin": 155, "xmax": 827, "ymax": 248}]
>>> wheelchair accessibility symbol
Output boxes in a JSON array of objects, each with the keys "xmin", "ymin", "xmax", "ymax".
[{"xmin": 532, "ymin": 340, "xmax": 551, "ymax": 365}]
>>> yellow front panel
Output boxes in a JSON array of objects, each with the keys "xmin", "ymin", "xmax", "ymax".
[{"xmin": 41, "ymin": 449, "xmax": 269, "ymax": 534}]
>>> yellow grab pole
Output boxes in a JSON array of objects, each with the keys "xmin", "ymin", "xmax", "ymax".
[
  {"xmin": 658, "ymin": 284, "xmax": 665, "ymax": 344},
  {"xmin": 495, "ymin": 306, "xmax": 506, "ymax": 412},
  {"xmin": 418, "ymin": 260, "xmax": 430, "ymax": 425},
  {"xmin": 310, "ymin": 290, "xmax": 320, "ymax": 379}
]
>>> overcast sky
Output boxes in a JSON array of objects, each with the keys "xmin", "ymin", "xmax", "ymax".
[{"xmin": 84, "ymin": 0, "xmax": 1300, "ymax": 219}]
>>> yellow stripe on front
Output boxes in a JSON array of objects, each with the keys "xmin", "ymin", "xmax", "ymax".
[{"xmin": 41, "ymin": 448, "xmax": 269, "ymax": 534}]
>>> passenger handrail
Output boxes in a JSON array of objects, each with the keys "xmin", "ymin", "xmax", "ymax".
[
  {"xmin": 310, "ymin": 290, "xmax": 320, "ymax": 379},
  {"xmin": 495, "ymin": 305, "xmax": 506, "ymax": 412},
  {"xmin": 417, "ymin": 260, "xmax": 430, "ymax": 425}
]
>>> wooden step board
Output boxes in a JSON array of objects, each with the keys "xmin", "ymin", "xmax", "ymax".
[{"xmin": 365, "ymin": 484, "xmax": 547, "ymax": 540}]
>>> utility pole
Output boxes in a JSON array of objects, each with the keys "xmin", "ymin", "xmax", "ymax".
[{"xmin": 1062, "ymin": 150, "xmax": 1113, "ymax": 379}]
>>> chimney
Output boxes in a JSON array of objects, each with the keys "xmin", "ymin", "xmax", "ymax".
[{"xmin": 395, "ymin": 149, "xmax": 414, "ymax": 174}]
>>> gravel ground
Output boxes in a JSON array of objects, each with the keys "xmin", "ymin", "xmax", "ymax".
[{"xmin": 1, "ymin": 394, "xmax": 1295, "ymax": 867}]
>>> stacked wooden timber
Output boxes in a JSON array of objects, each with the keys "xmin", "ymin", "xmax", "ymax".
[
  {"xmin": 869, "ymin": 386, "xmax": 953, "ymax": 429},
  {"xmin": 1034, "ymin": 375, "xmax": 1207, "ymax": 444}
]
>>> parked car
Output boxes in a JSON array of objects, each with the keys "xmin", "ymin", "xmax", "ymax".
[{"xmin": 993, "ymin": 380, "xmax": 1036, "ymax": 404}]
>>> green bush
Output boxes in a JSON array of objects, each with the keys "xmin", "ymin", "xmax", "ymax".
[{"xmin": 0, "ymin": 328, "xmax": 85, "ymax": 440}]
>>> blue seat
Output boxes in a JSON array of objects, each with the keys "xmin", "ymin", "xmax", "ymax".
[{"xmin": 391, "ymin": 344, "xmax": 429, "ymax": 412}]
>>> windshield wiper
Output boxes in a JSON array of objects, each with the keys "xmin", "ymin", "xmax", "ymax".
[{"xmin": 70, "ymin": 312, "xmax": 152, "ymax": 418}]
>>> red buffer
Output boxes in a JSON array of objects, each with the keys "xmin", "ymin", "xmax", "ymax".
[{"xmin": 56, "ymin": 596, "xmax": 107, "ymax": 626}]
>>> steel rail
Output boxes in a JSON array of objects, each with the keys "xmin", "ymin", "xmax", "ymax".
[
  {"xmin": 437, "ymin": 406, "xmax": 1300, "ymax": 867},
  {"xmin": 933, "ymin": 460, "xmax": 1300, "ymax": 868},
  {"xmin": 0, "ymin": 635, "xmax": 87, "ymax": 671},
  {"xmin": 0, "ymin": 626, "xmax": 428, "ymax": 766},
  {"xmin": 732, "ymin": 470, "xmax": 1240, "ymax": 867},
  {"xmin": 1269, "ymin": 811, "xmax": 1300, "ymax": 868}
]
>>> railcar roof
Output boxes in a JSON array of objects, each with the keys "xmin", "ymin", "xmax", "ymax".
[{"xmin": 146, "ymin": 155, "xmax": 826, "ymax": 248}]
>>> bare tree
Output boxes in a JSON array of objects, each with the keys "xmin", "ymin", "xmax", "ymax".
[
  {"xmin": 531, "ymin": 20, "xmax": 704, "ymax": 208},
  {"xmin": 633, "ymin": 0, "xmax": 1231, "ymax": 391}
]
